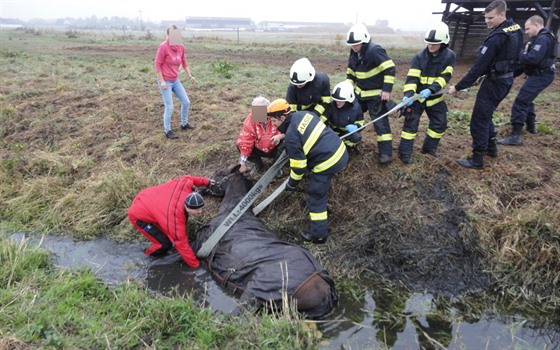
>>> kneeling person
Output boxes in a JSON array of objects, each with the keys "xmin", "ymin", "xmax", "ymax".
[
  {"xmin": 326, "ymin": 81, "xmax": 364, "ymax": 154},
  {"xmin": 267, "ymin": 99, "xmax": 349, "ymax": 244}
]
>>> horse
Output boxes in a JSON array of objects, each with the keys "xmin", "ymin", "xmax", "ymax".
[{"xmin": 191, "ymin": 167, "xmax": 337, "ymax": 319}]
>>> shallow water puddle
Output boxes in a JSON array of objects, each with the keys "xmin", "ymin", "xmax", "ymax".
[{"xmin": 12, "ymin": 233, "xmax": 559, "ymax": 349}]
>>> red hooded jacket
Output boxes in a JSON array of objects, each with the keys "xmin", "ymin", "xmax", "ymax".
[{"xmin": 128, "ymin": 175, "xmax": 209, "ymax": 267}]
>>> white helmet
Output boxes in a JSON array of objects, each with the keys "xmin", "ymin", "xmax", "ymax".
[
  {"xmin": 289, "ymin": 58, "xmax": 316, "ymax": 85},
  {"xmin": 346, "ymin": 23, "xmax": 371, "ymax": 46},
  {"xmin": 331, "ymin": 81, "xmax": 355, "ymax": 103},
  {"xmin": 424, "ymin": 22, "xmax": 450, "ymax": 45}
]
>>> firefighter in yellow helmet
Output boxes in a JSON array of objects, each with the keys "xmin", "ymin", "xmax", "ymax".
[{"xmin": 267, "ymin": 99, "xmax": 348, "ymax": 244}]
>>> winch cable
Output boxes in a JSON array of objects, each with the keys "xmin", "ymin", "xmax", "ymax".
[{"xmin": 196, "ymin": 151, "xmax": 288, "ymax": 258}]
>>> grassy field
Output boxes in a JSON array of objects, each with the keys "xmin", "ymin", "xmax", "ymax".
[{"xmin": 1, "ymin": 27, "xmax": 559, "ymax": 348}]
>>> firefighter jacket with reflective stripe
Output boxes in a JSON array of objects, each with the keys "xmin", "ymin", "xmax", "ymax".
[
  {"xmin": 128, "ymin": 175, "xmax": 210, "ymax": 267},
  {"xmin": 286, "ymin": 71, "xmax": 332, "ymax": 120},
  {"xmin": 519, "ymin": 28, "xmax": 558, "ymax": 75},
  {"xmin": 345, "ymin": 41, "xmax": 396, "ymax": 99},
  {"xmin": 284, "ymin": 111, "xmax": 347, "ymax": 187},
  {"xmin": 325, "ymin": 101, "xmax": 365, "ymax": 133},
  {"xmin": 403, "ymin": 46, "xmax": 456, "ymax": 107},
  {"xmin": 455, "ymin": 19, "xmax": 522, "ymax": 91}
]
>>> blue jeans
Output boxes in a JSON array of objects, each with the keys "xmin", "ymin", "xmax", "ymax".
[{"xmin": 158, "ymin": 78, "xmax": 190, "ymax": 133}]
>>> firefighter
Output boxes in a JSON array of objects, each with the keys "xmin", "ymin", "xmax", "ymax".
[
  {"xmin": 498, "ymin": 15, "xmax": 557, "ymax": 146},
  {"xmin": 267, "ymin": 99, "xmax": 349, "ymax": 244},
  {"xmin": 345, "ymin": 23, "xmax": 396, "ymax": 164},
  {"xmin": 128, "ymin": 175, "xmax": 214, "ymax": 268},
  {"xmin": 286, "ymin": 57, "xmax": 332, "ymax": 123},
  {"xmin": 325, "ymin": 80, "xmax": 365, "ymax": 154},
  {"xmin": 398, "ymin": 22, "xmax": 456, "ymax": 164},
  {"xmin": 449, "ymin": 0, "xmax": 523, "ymax": 169}
]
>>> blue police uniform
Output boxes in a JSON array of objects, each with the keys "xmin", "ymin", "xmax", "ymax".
[
  {"xmin": 455, "ymin": 18, "xmax": 523, "ymax": 168},
  {"xmin": 399, "ymin": 45, "xmax": 456, "ymax": 162},
  {"xmin": 325, "ymin": 100, "xmax": 365, "ymax": 148},
  {"xmin": 282, "ymin": 111, "xmax": 349, "ymax": 242},
  {"xmin": 346, "ymin": 41, "xmax": 396, "ymax": 162},
  {"xmin": 286, "ymin": 72, "xmax": 332, "ymax": 123},
  {"xmin": 510, "ymin": 28, "xmax": 557, "ymax": 133}
]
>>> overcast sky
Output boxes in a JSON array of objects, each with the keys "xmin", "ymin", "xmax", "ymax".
[{"xmin": 2, "ymin": 0, "xmax": 446, "ymax": 31}]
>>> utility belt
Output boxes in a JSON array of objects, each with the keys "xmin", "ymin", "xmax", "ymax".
[
  {"xmin": 525, "ymin": 65, "xmax": 556, "ymax": 76},
  {"xmin": 488, "ymin": 71, "xmax": 514, "ymax": 80}
]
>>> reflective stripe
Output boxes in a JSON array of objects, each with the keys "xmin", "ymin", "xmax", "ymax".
[
  {"xmin": 310, "ymin": 211, "xmax": 328, "ymax": 221},
  {"xmin": 442, "ymin": 66, "xmax": 454, "ymax": 75},
  {"xmin": 355, "ymin": 119, "xmax": 365, "ymax": 127},
  {"xmin": 356, "ymin": 86, "xmax": 382, "ymax": 98},
  {"xmin": 403, "ymin": 83, "xmax": 417, "ymax": 93},
  {"xmin": 343, "ymin": 139, "xmax": 358, "ymax": 147},
  {"xmin": 384, "ymin": 76, "xmax": 395, "ymax": 84},
  {"xmin": 377, "ymin": 133, "xmax": 393, "ymax": 142},
  {"xmin": 303, "ymin": 120, "xmax": 325, "ymax": 155},
  {"xmin": 408, "ymin": 68, "xmax": 421, "ymax": 77},
  {"xmin": 355, "ymin": 59, "xmax": 395, "ymax": 79},
  {"xmin": 290, "ymin": 158, "xmax": 307, "ymax": 168},
  {"xmin": 313, "ymin": 142, "xmax": 346, "ymax": 173},
  {"xmin": 290, "ymin": 169, "xmax": 304, "ymax": 180},
  {"xmin": 427, "ymin": 128, "xmax": 444, "ymax": 139},
  {"xmin": 426, "ymin": 95, "xmax": 443, "ymax": 107},
  {"xmin": 434, "ymin": 76, "xmax": 447, "ymax": 87},
  {"xmin": 401, "ymin": 131, "xmax": 417, "ymax": 140}
]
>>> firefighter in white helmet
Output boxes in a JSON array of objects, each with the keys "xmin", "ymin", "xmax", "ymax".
[
  {"xmin": 325, "ymin": 80, "xmax": 364, "ymax": 154},
  {"xmin": 398, "ymin": 22, "xmax": 456, "ymax": 164},
  {"xmin": 345, "ymin": 23, "xmax": 396, "ymax": 164},
  {"xmin": 286, "ymin": 57, "xmax": 332, "ymax": 123}
]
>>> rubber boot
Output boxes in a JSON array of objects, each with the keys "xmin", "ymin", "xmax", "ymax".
[
  {"xmin": 377, "ymin": 140, "xmax": 393, "ymax": 164},
  {"xmin": 498, "ymin": 125, "xmax": 522, "ymax": 146},
  {"xmin": 457, "ymin": 151, "xmax": 484, "ymax": 169},
  {"xmin": 486, "ymin": 134, "xmax": 498, "ymax": 158},
  {"xmin": 421, "ymin": 136, "xmax": 441, "ymax": 157},
  {"xmin": 398, "ymin": 138, "xmax": 414, "ymax": 164},
  {"xmin": 526, "ymin": 122, "xmax": 537, "ymax": 134}
]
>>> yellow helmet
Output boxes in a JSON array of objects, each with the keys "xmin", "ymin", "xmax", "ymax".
[{"xmin": 267, "ymin": 99, "xmax": 291, "ymax": 118}]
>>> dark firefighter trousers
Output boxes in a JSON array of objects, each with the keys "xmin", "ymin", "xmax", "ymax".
[
  {"xmin": 511, "ymin": 71, "xmax": 555, "ymax": 127},
  {"xmin": 359, "ymin": 97, "xmax": 392, "ymax": 155},
  {"xmin": 399, "ymin": 100, "xmax": 447, "ymax": 154},
  {"xmin": 470, "ymin": 76, "xmax": 514, "ymax": 154},
  {"xmin": 306, "ymin": 150, "xmax": 349, "ymax": 240}
]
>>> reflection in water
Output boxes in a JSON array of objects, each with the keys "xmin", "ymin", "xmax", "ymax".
[{"xmin": 10, "ymin": 234, "xmax": 559, "ymax": 349}]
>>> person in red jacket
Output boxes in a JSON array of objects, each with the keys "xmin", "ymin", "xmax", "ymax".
[
  {"xmin": 128, "ymin": 175, "xmax": 213, "ymax": 268},
  {"xmin": 237, "ymin": 96, "xmax": 285, "ymax": 175}
]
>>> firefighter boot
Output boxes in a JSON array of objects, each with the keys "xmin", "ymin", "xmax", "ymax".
[
  {"xmin": 497, "ymin": 125, "xmax": 522, "ymax": 146},
  {"xmin": 421, "ymin": 136, "xmax": 441, "ymax": 158},
  {"xmin": 526, "ymin": 122, "xmax": 537, "ymax": 134},
  {"xmin": 457, "ymin": 151, "xmax": 484, "ymax": 169},
  {"xmin": 486, "ymin": 134, "xmax": 498, "ymax": 158},
  {"xmin": 377, "ymin": 140, "xmax": 393, "ymax": 164},
  {"xmin": 398, "ymin": 138, "xmax": 414, "ymax": 164}
]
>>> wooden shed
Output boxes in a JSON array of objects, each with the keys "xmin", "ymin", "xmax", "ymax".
[{"xmin": 435, "ymin": 0, "xmax": 559, "ymax": 58}]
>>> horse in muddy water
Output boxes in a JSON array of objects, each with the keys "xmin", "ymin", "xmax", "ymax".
[{"xmin": 191, "ymin": 167, "xmax": 337, "ymax": 319}]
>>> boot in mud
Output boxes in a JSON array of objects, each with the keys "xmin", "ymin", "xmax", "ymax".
[
  {"xmin": 526, "ymin": 122, "xmax": 537, "ymax": 134},
  {"xmin": 421, "ymin": 136, "xmax": 441, "ymax": 158},
  {"xmin": 486, "ymin": 135, "xmax": 498, "ymax": 158},
  {"xmin": 398, "ymin": 138, "xmax": 414, "ymax": 164},
  {"xmin": 457, "ymin": 151, "xmax": 484, "ymax": 169},
  {"xmin": 377, "ymin": 140, "xmax": 393, "ymax": 164},
  {"xmin": 498, "ymin": 125, "xmax": 522, "ymax": 146}
]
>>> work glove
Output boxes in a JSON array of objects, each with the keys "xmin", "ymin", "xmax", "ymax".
[
  {"xmin": 419, "ymin": 89, "xmax": 432, "ymax": 99},
  {"xmin": 399, "ymin": 106, "xmax": 414, "ymax": 121},
  {"xmin": 402, "ymin": 96, "xmax": 413, "ymax": 107},
  {"xmin": 345, "ymin": 124, "xmax": 358, "ymax": 133}
]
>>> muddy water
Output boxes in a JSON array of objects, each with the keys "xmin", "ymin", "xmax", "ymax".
[{"xmin": 12, "ymin": 233, "xmax": 559, "ymax": 349}]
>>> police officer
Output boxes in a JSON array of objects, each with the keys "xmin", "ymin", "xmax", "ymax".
[
  {"xmin": 449, "ymin": 0, "xmax": 523, "ymax": 169},
  {"xmin": 398, "ymin": 22, "xmax": 456, "ymax": 164},
  {"xmin": 286, "ymin": 57, "xmax": 332, "ymax": 123},
  {"xmin": 267, "ymin": 99, "xmax": 349, "ymax": 244},
  {"xmin": 345, "ymin": 23, "xmax": 396, "ymax": 164},
  {"xmin": 325, "ymin": 80, "xmax": 365, "ymax": 154},
  {"xmin": 498, "ymin": 15, "xmax": 557, "ymax": 146}
]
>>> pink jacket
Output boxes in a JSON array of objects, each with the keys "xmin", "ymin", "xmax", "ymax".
[
  {"xmin": 154, "ymin": 39, "xmax": 188, "ymax": 81},
  {"xmin": 237, "ymin": 113, "xmax": 283, "ymax": 157}
]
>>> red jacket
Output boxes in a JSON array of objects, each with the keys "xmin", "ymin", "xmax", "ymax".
[
  {"xmin": 236, "ymin": 113, "xmax": 283, "ymax": 157},
  {"xmin": 154, "ymin": 39, "xmax": 188, "ymax": 81},
  {"xmin": 128, "ymin": 175, "xmax": 209, "ymax": 267}
]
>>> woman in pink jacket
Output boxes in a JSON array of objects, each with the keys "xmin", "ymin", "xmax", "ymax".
[{"xmin": 154, "ymin": 25, "xmax": 197, "ymax": 139}]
